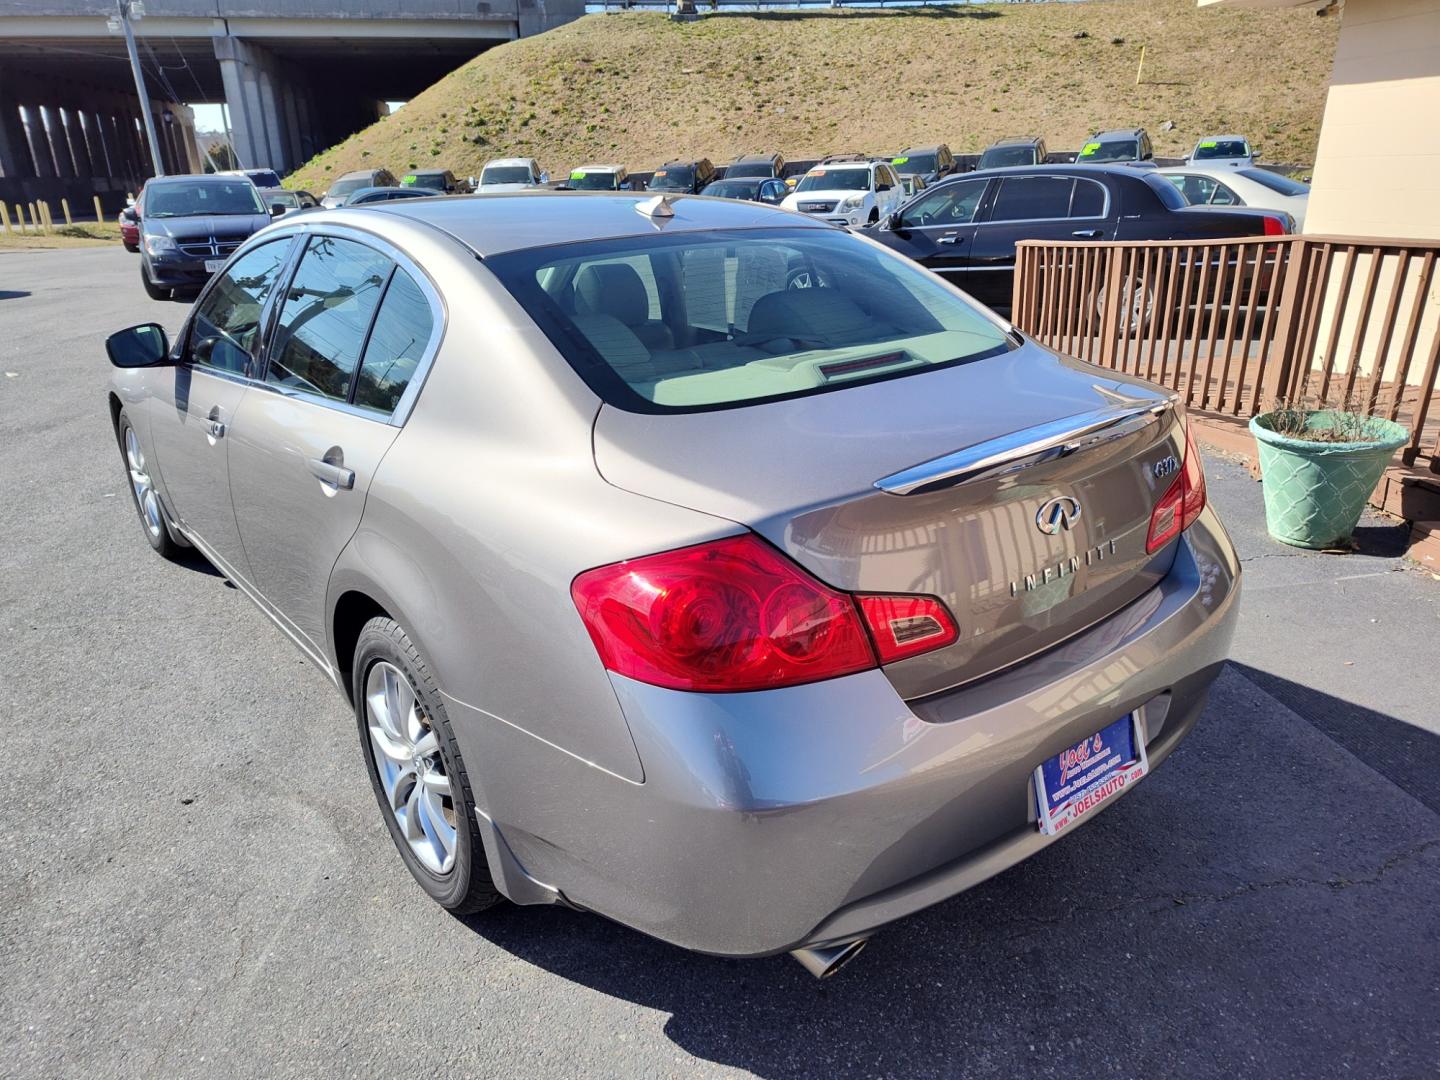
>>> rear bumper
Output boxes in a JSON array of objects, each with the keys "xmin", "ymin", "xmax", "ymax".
[{"xmin": 454, "ymin": 509, "xmax": 1240, "ymax": 957}]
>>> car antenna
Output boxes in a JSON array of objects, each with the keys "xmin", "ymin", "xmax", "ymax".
[{"xmin": 635, "ymin": 193, "xmax": 677, "ymax": 219}]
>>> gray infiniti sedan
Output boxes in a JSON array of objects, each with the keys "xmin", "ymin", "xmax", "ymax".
[{"xmin": 105, "ymin": 192, "xmax": 1239, "ymax": 978}]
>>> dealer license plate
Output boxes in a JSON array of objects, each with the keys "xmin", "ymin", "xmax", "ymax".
[
  {"xmin": 1034, "ymin": 713, "xmax": 1149, "ymax": 836},
  {"xmin": 204, "ymin": 259, "xmax": 224, "ymax": 273}
]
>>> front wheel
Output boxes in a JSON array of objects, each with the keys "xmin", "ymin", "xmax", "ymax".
[
  {"xmin": 353, "ymin": 617, "xmax": 502, "ymax": 914},
  {"xmin": 117, "ymin": 411, "xmax": 181, "ymax": 559},
  {"xmin": 140, "ymin": 262, "xmax": 170, "ymax": 301}
]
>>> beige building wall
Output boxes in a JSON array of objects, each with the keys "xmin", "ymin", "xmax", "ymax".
[{"xmin": 1304, "ymin": 0, "xmax": 1440, "ymax": 237}]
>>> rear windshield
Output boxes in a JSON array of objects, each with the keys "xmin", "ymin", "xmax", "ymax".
[
  {"xmin": 485, "ymin": 228, "xmax": 1014, "ymax": 414},
  {"xmin": 145, "ymin": 180, "xmax": 263, "ymax": 217},
  {"xmin": 1237, "ymin": 168, "xmax": 1309, "ymax": 196},
  {"xmin": 246, "ymin": 170, "xmax": 282, "ymax": 188},
  {"xmin": 481, "ymin": 166, "xmax": 532, "ymax": 185},
  {"xmin": 325, "ymin": 177, "xmax": 370, "ymax": 198},
  {"xmin": 893, "ymin": 153, "xmax": 937, "ymax": 175},
  {"xmin": 794, "ymin": 168, "xmax": 871, "ymax": 193},
  {"xmin": 569, "ymin": 171, "xmax": 621, "ymax": 191},
  {"xmin": 648, "ymin": 167, "xmax": 696, "ymax": 191},
  {"xmin": 1193, "ymin": 139, "xmax": 1249, "ymax": 161},
  {"xmin": 978, "ymin": 145, "xmax": 1037, "ymax": 169},
  {"xmin": 1080, "ymin": 139, "xmax": 1138, "ymax": 163},
  {"xmin": 726, "ymin": 161, "xmax": 775, "ymax": 179}
]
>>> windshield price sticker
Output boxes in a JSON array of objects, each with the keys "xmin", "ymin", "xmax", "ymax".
[
  {"xmin": 1199, "ymin": 140, "xmax": 1218, "ymax": 149},
  {"xmin": 1080, "ymin": 142, "xmax": 1101, "ymax": 157},
  {"xmin": 891, "ymin": 156, "xmax": 909, "ymax": 166},
  {"xmin": 570, "ymin": 170, "xmax": 585, "ymax": 180}
]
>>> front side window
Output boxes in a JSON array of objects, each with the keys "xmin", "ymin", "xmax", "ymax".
[
  {"xmin": 989, "ymin": 176, "xmax": 1076, "ymax": 222},
  {"xmin": 145, "ymin": 180, "xmax": 263, "ymax": 218},
  {"xmin": 266, "ymin": 237, "xmax": 392, "ymax": 402},
  {"xmin": 794, "ymin": 168, "xmax": 871, "ymax": 193},
  {"xmin": 189, "ymin": 238, "xmax": 293, "ymax": 374},
  {"xmin": 898, "ymin": 180, "xmax": 987, "ymax": 228},
  {"xmin": 485, "ymin": 228, "xmax": 1013, "ymax": 413},
  {"xmin": 354, "ymin": 270, "xmax": 435, "ymax": 415}
]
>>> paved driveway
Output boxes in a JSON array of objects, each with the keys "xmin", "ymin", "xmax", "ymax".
[{"xmin": 2, "ymin": 248, "xmax": 1437, "ymax": 1079}]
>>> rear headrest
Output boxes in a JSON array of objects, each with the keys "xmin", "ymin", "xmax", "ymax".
[
  {"xmin": 569, "ymin": 313, "xmax": 653, "ymax": 380},
  {"xmin": 574, "ymin": 263, "xmax": 650, "ymax": 327},
  {"xmin": 746, "ymin": 288, "xmax": 874, "ymax": 344}
]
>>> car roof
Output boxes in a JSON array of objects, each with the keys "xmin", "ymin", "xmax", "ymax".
[
  {"xmin": 352, "ymin": 191, "xmax": 833, "ymax": 256},
  {"xmin": 574, "ymin": 163, "xmax": 624, "ymax": 172},
  {"xmin": 338, "ymin": 169, "xmax": 385, "ymax": 179},
  {"xmin": 147, "ymin": 173, "xmax": 237, "ymax": 185},
  {"xmin": 732, "ymin": 152, "xmax": 780, "ymax": 163},
  {"xmin": 987, "ymin": 136, "xmax": 1043, "ymax": 147},
  {"xmin": 933, "ymin": 163, "xmax": 1143, "ymax": 183},
  {"xmin": 484, "ymin": 157, "xmax": 534, "ymax": 168},
  {"xmin": 1195, "ymin": 134, "xmax": 1246, "ymax": 142},
  {"xmin": 897, "ymin": 145, "xmax": 946, "ymax": 155},
  {"xmin": 1092, "ymin": 128, "xmax": 1145, "ymax": 139}
]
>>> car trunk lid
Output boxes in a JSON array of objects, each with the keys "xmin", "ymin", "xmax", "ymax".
[{"xmin": 592, "ymin": 341, "xmax": 1185, "ymax": 699}]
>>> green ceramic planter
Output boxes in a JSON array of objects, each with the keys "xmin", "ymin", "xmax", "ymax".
[{"xmin": 1249, "ymin": 410, "xmax": 1409, "ymax": 549}]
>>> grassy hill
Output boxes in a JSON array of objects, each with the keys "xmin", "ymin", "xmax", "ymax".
[{"xmin": 287, "ymin": 0, "xmax": 1336, "ymax": 191}]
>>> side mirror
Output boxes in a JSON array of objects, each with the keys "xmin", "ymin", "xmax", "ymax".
[
  {"xmin": 269, "ymin": 202, "xmax": 287, "ymax": 217},
  {"xmin": 107, "ymin": 323, "xmax": 171, "ymax": 368},
  {"xmin": 539, "ymin": 171, "xmax": 549, "ymax": 184},
  {"xmin": 885, "ymin": 210, "xmax": 902, "ymax": 231}
]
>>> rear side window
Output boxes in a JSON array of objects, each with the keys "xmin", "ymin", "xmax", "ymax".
[
  {"xmin": 354, "ymin": 270, "xmax": 435, "ymax": 415},
  {"xmin": 485, "ymin": 228, "xmax": 1014, "ymax": 414},
  {"xmin": 1071, "ymin": 179, "xmax": 1107, "ymax": 217},
  {"xmin": 1237, "ymin": 168, "xmax": 1310, "ymax": 196},
  {"xmin": 989, "ymin": 176, "xmax": 1074, "ymax": 222},
  {"xmin": 266, "ymin": 237, "xmax": 392, "ymax": 402}
]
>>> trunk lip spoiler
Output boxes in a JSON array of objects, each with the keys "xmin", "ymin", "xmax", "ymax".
[{"xmin": 874, "ymin": 393, "xmax": 1177, "ymax": 496}]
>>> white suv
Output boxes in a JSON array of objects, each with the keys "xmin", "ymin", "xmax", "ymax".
[
  {"xmin": 475, "ymin": 158, "xmax": 548, "ymax": 192},
  {"xmin": 780, "ymin": 159, "xmax": 904, "ymax": 227}
]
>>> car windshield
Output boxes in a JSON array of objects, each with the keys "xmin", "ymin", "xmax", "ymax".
[
  {"xmin": 482, "ymin": 166, "xmax": 532, "ymax": 185},
  {"xmin": 325, "ymin": 177, "xmax": 370, "ymax": 198},
  {"xmin": 979, "ymin": 145, "xmax": 1037, "ymax": 169},
  {"xmin": 486, "ymin": 227, "xmax": 1013, "ymax": 414},
  {"xmin": 404, "ymin": 172, "xmax": 446, "ymax": 186},
  {"xmin": 702, "ymin": 180, "xmax": 760, "ymax": 199},
  {"xmin": 246, "ymin": 170, "xmax": 282, "ymax": 188},
  {"xmin": 794, "ymin": 168, "xmax": 870, "ymax": 193},
  {"xmin": 266, "ymin": 191, "xmax": 299, "ymax": 208},
  {"xmin": 1194, "ymin": 139, "xmax": 1249, "ymax": 160},
  {"xmin": 144, "ymin": 180, "xmax": 263, "ymax": 217},
  {"xmin": 569, "ymin": 171, "xmax": 620, "ymax": 190},
  {"xmin": 893, "ymin": 153, "xmax": 936, "ymax": 174},
  {"xmin": 1237, "ymin": 168, "xmax": 1309, "ymax": 196},
  {"xmin": 648, "ymin": 168, "xmax": 695, "ymax": 192},
  {"xmin": 1080, "ymin": 139, "xmax": 1139, "ymax": 163},
  {"xmin": 726, "ymin": 162, "xmax": 774, "ymax": 178}
]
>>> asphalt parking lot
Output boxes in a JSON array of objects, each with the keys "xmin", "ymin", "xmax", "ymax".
[{"xmin": 3, "ymin": 247, "xmax": 1438, "ymax": 1079}]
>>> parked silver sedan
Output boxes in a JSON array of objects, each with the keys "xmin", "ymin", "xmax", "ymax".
[{"xmin": 106, "ymin": 192, "xmax": 1240, "ymax": 977}]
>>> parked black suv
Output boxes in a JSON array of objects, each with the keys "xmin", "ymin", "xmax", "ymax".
[
  {"xmin": 725, "ymin": 152, "xmax": 786, "ymax": 180},
  {"xmin": 1079, "ymin": 128, "xmax": 1155, "ymax": 165},
  {"xmin": 870, "ymin": 164, "xmax": 1290, "ymax": 313},
  {"xmin": 977, "ymin": 136, "xmax": 1048, "ymax": 170},
  {"xmin": 891, "ymin": 144, "xmax": 957, "ymax": 185},
  {"xmin": 647, "ymin": 158, "xmax": 718, "ymax": 194},
  {"xmin": 137, "ymin": 174, "xmax": 281, "ymax": 300}
]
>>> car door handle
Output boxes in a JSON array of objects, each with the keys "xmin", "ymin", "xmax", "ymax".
[
  {"xmin": 307, "ymin": 457, "xmax": 355, "ymax": 490},
  {"xmin": 1071, "ymin": 229, "xmax": 1104, "ymax": 239},
  {"xmin": 937, "ymin": 234, "xmax": 960, "ymax": 245}
]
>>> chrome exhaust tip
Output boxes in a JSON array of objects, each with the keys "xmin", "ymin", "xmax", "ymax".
[{"xmin": 790, "ymin": 938, "xmax": 868, "ymax": 979}]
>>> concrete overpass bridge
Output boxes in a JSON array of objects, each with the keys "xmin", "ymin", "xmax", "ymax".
[{"xmin": 0, "ymin": 1, "xmax": 584, "ymax": 212}]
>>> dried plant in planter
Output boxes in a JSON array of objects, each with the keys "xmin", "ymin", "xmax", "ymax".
[{"xmin": 1264, "ymin": 395, "xmax": 1395, "ymax": 444}]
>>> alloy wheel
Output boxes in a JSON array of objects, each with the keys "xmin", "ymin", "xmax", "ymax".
[
  {"xmin": 365, "ymin": 660, "xmax": 457, "ymax": 874},
  {"xmin": 124, "ymin": 426, "xmax": 163, "ymax": 540}
]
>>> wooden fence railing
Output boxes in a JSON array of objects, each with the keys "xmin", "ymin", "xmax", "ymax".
[{"xmin": 1011, "ymin": 235, "xmax": 1440, "ymax": 470}]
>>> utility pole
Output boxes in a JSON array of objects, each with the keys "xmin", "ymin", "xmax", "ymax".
[{"xmin": 110, "ymin": 0, "xmax": 165, "ymax": 177}]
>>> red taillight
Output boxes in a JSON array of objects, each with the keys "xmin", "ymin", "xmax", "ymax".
[
  {"xmin": 571, "ymin": 535, "xmax": 876, "ymax": 692},
  {"xmin": 1146, "ymin": 425, "xmax": 1208, "ymax": 553},
  {"xmin": 571, "ymin": 535, "xmax": 960, "ymax": 692},
  {"xmin": 1261, "ymin": 214, "xmax": 1287, "ymax": 236},
  {"xmin": 856, "ymin": 594, "xmax": 959, "ymax": 664}
]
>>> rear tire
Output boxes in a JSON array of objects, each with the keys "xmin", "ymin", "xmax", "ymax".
[
  {"xmin": 140, "ymin": 262, "xmax": 170, "ymax": 301},
  {"xmin": 353, "ymin": 617, "xmax": 502, "ymax": 915},
  {"xmin": 117, "ymin": 410, "xmax": 181, "ymax": 560}
]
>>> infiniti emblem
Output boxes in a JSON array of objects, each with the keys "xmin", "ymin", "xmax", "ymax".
[{"xmin": 1036, "ymin": 496, "xmax": 1082, "ymax": 535}]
